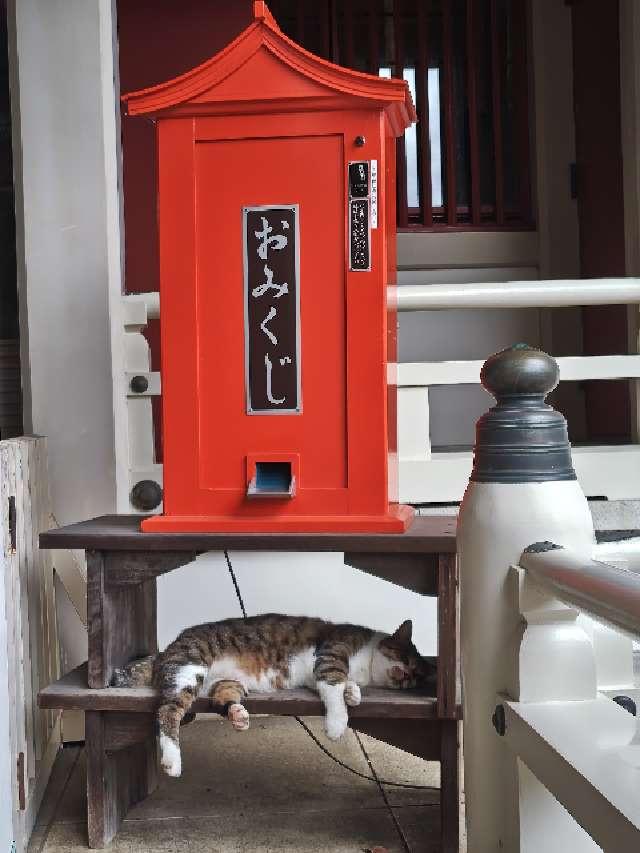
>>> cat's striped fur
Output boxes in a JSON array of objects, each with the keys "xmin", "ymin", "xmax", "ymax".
[{"xmin": 112, "ymin": 613, "xmax": 435, "ymax": 778}]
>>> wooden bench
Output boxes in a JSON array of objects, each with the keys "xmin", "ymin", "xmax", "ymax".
[{"xmin": 38, "ymin": 514, "xmax": 460, "ymax": 850}]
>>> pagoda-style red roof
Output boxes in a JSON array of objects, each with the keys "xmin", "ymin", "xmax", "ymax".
[{"xmin": 122, "ymin": 1, "xmax": 416, "ymax": 136}]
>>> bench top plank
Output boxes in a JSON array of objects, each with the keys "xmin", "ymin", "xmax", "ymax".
[
  {"xmin": 39, "ymin": 663, "xmax": 460, "ymax": 719},
  {"xmin": 39, "ymin": 514, "xmax": 457, "ymax": 553}
]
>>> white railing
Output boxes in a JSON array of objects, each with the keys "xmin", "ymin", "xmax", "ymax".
[
  {"xmin": 120, "ymin": 278, "xmax": 640, "ymax": 509},
  {"xmin": 395, "ymin": 276, "xmax": 640, "ymax": 504},
  {"xmin": 501, "ymin": 544, "xmax": 640, "ymax": 850},
  {"xmin": 120, "ymin": 294, "xmax": 163, "ymax": 512},
  {"xmin": 391, "ymin": 276, "xmax": 640, "ymax": 309}
]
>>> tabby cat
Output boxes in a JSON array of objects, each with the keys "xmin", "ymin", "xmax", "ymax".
[{"xmin": 113, "ymin": 613, "xmax": 435, "ymax": 778}]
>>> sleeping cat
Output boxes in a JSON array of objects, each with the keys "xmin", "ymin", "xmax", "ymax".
[{"xmin": 112, "ymin": 613, "xmax": 435, "ymax": 778}]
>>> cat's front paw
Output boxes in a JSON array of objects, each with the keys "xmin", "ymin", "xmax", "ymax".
[
  {"xmin": 228, "ymin": 703, "xmax": 250, "ymax": 731},
  {"xmin": 344, "ymin": 681, "xmax": 361, "ymax": 707},
  {"xmin": 324, "ymin": 709, "xmax": 349, "ymax": 740},
  {"xmin": 159, "ymin": 733, "xmax": 182, "ymax": 778}
]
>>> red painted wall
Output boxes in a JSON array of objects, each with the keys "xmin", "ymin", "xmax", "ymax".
[
  {"xmin": 117, "ymin": 0, "xmax": 253, "ymax": 295},
  {"xmin": 571, "ymin": 0, "xmax": 630, "ymax": 443},
  {"xmin": 117, "ymin": 0, "xmax": 253, "ymax": 459}
]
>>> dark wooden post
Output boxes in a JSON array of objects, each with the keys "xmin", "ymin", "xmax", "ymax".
[{"xmin": 87, "ymin": 550, "xmax": 158, "ymax": 688}]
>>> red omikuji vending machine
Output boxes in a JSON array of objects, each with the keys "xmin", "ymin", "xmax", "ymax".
[{"xmin": 123, "ymin": 1, "xmax": 416, "ymax": 533}]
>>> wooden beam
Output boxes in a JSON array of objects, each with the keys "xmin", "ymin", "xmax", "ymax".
[
  {"xmin": 490, "ymin": 0, "xmax": 505, "ymax": 225},
  {"xmin": 466, "ymin": 0, "xmax": 481, "ymax": 224},
  {"xmin": 416, "ymin": 1, "xmax": 433, "ymax": 226},
  {"xmin": 39, "ymin": 662, "xmax": 458, "ymax": 719},
  {"xmin": 39, "ymin": 514, "xmax": 457, "ymax": 553},
  {"xmin": 442, "ymin": 0, "xmax": 457, "ymax": 225},
  {"xmin": 343, "ymin": 552, "xmax": 438, "ymax": 595},
  {"xmin": 394, "ymin": 0, "xmax": 409, "ymax": 227},
  {"xmin": 87, "ymin": 552, "xmax": 157, "ymax": 688}
]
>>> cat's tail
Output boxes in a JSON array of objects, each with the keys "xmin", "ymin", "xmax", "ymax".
[{"xmin": 111, "ymin": 655, "xmax": 155, "ymax": 687}]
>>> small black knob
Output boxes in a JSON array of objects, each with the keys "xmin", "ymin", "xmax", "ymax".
[
  {"xmin": 130, "ymin": 480, "xmax": 163, "ymax": 511},
  {"xmin": 613, "ymin": 695, "xmax": 637, "ymax": 716},
  {"xmin": 130, "ymin": 375, "xmax": 149, "ymax": 394},
  {"xmin": 354, "ymin": 135, "xmax": 366, "ymax": 147},
  {"xmin": 492, "ymin": 704, "xmax": 506, "ymax": 736}
]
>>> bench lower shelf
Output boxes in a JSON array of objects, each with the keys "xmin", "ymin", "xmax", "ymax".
[
  {"xmin": 38, "ymin": 663, "xmax": 461, "ymax": 720},
  {"xmin": 39, "ymin": 662, "xmax": 461, "ymax": 720}
]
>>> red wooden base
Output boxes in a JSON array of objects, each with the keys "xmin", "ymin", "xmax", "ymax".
[{"xmin": 140, "ymin": 503, "xmax": 415, "ymax": 534}]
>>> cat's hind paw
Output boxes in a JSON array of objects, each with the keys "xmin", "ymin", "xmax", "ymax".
[
  {"xmin": 324, "ymin": 709, "xmax": 349, "ymax": 740},
  {"xmin": 344, "ymin": 681, "xmax": 361, "ymax": 707},
  {"xmin": 159, "ymin": 733, "xmax": 182, "ymax": 778},
  {"xmin": 228, "ymin": 703, "xmax": 250, "ymax": 731}
]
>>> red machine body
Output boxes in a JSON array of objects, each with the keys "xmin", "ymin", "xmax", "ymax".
[{"xmin": 124, "ymin": 2, "xmax": 416, "ymax": 533}]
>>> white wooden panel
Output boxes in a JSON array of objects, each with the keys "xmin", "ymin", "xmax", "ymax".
[
  {"xmin": 125, "ymin": 371, "xmax": 161, "ymax": 397},
  {"xmin": 122, "ymin": 291, "xmax": 160, "ymax": 326},
  {"xmin": 504, "ymin": 697, "xmax": 640, "ymax": 851},
  {"xmin": 397, "ymin": 387, "xmax": 430, "ymax": 460},
  {"xmin": 397, "ymin": 229, "xmax": 539, "ymax": 269},
  {"xmin": 399, "ymin": 445, "xmax": 640, "ymax": 504},
  {"xmin": 398, "ymin": 354, "xmax": 640, "ymax": 386},
  {"xmin": 397, "ymin": 266, "xmax": 538, "ymax": 285},
  {"xmin": 0, "ymin": 438, "xmax": 60, "ymax": 852},
  {"xmin": 122, "ymin": 303, "xmax": 159, "ymax": 511}
]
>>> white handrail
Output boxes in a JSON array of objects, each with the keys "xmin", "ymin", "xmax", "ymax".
[
  {"xmin": 520, "ymin": 544, "xmax": 640, "ymax": 638},
  {"xmin": 390, "ymin": 277, "xmax": 640, "ymax": 310},
  {"xmin": 397, "ymin": 354, "xmax": 640, "ymax": 386}
]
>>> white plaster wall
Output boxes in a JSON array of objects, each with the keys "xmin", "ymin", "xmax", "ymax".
[
  {"xmin": 8, "ymin": 0, "xmax": 119, "ymax": 691},
  {"xmin": 158, "ymin": 551, "xmax": 438, "ymax": 657},
  {"xmin": 10, "ymin": 0, "xmax": 118, "ymax": 526}
]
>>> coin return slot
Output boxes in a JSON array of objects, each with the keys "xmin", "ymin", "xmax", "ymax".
[{"xmin": 247, "ymin": 462, "xmax": 295, "ymax": 499}]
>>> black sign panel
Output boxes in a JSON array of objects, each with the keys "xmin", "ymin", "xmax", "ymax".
[
  {"xmin": 349, "ymin": 199, "xmax": 370, "ymax": 271},
  {"xmin": 243, "ymin": 206, "xmax": 301, "ymax": 414},
  {"xmin": 348, "ymin": 161, "xmax": 369, "ymax": 198}
]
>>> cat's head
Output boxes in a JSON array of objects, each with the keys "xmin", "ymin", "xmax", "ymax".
[{"xmin": 373, "ymin": 621, "xmax": 436, "ymax": 690}]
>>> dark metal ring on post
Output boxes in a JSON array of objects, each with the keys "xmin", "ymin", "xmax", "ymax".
[{"xmin": 471, "ymin": 343, "xmax": 576, "ymax": 485}]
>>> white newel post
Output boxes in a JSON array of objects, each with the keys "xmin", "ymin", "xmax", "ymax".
[{"xmin": 458, "ymin": 345, "xmax": 598, "ymax": 852}]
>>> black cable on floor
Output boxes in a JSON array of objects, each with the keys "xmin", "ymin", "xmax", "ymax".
[
  {"xmin": 353, "ymin": 728, "xmax": 413, "ymax": 853},
  {"xmin": 293, "ymin": 715, "xmax": 437, "ymax": 791}
]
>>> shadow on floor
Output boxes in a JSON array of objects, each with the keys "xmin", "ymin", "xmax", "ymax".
[{"xmin": 29, "ymin": 715, "xmax": 465, "ymax": 852}]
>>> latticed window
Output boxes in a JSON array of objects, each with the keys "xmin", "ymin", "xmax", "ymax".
[{"xmin": 269, "ymin": 0, "xmax": 532, "ymax": 229}]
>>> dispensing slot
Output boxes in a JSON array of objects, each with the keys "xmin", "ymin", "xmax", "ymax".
[{"xmin": 247, "ymin": 461, "xmax": 295, "ymax": 499}]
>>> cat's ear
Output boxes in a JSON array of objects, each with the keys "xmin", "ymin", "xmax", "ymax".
[{"xmin": 391, "ymin": 620, "xmax": 413, "ymax": 645}]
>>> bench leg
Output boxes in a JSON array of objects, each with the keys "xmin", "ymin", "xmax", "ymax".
[
  {"xmin": 86, "ymin": 711, "xmax": 158, "ymax": 848},
  {"xmin": 87, "ymin": 551, "xmax": 158, "ymax": 688},
  {"xmin": 440, "ymin": 719, "xmax": 460, "ymax": 853}
]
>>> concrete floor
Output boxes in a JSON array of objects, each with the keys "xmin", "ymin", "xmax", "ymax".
[{"xmin": 28, "ymin": 715, "xmax": 465, "ymax": 853}]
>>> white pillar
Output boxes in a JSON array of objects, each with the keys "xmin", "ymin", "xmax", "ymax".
[{"xmin": 458, "ymin": 345, "xmax": 596, "ymax": 852}]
